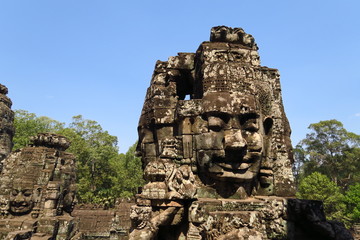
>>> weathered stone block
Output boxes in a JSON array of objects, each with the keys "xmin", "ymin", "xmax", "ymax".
[
  {"xmin": 154, "ymin": 108, "xmax": 175, "ymax": 124},
  {"xmin": 182, "ymin": 135, "xmax": 193, "ymax": 158},
  {"xmin": 167, "ymin": 53, "xmax": 195, "ymax": 70}
]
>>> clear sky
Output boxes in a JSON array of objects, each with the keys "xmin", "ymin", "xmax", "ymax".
[{"xmin": 1, "ymin": 1, "xmax": 359, "ymax": 153}]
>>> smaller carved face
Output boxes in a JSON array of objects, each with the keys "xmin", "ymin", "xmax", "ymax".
[{"xmin": 9, "ymin": 188, "xmax": 34, "ymax": 215}]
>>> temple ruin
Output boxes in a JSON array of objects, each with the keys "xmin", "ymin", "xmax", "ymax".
[
  {"xmin": 0, "ymin": 133, "xmax": 78, "ymax": 239},
  {"xmin": 0, "ymin": 25, "xmax": 355, "ymax": 239},
  {"xmin": 132, "ymin": 26, "xmax": 353, "ymax": 240}
]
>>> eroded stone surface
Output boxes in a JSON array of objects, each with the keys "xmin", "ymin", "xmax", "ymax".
[
  {"xmin": 0, "ymin": 84, "xmax": 14, "ymax": 163},
  {"xmin": 131, "ymin": 26, "xmax": 353, "ymax": 240},
  {"xmin": 0, "ymin": 133, "xmax": 77, "ymax": 239}
]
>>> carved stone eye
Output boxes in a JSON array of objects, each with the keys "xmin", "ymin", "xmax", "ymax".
[
  {"xmin": 23, "ymin": 190, "xmax": 32, "ymax": 197},
  {"xmin": 207, "ymin": 113, "xmax": 230, "ymax": 132},
  {"xmin": 208, "ymin": 116, "xmax": 223, "ymax": 131},
  {"xmin": 231, "ymin": 52, "xmax": 243, "ymax": 61},
  {"xmin": 215, "ymin": 52, "xmax": 226, "ymax": 61},
  {"xmin": 239, "ymin": 114, "xmax": 259, "ymax": 132}
]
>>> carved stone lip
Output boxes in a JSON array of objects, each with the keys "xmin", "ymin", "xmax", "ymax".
[
  {"xmin": 11, "ymin": 206, "xmax": 28, "ymax": 211},
  {"xmin": 217, "ymin": 162, "xmax": 251, "ymax": 171}
]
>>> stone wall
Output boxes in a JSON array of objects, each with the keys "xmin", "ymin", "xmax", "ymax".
[{"xmin": 72, "ymin": 201, "xmax": 133, "ymax": 239}]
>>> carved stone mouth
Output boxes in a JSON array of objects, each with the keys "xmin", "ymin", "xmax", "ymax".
[
  {"xmin": 214, "ymin": 152, "xmax": 258, "ymax": 165},
  {"xmin": 10, "ymin": 201, "xmax": 30, "ymax": 209},
  {"xmin": 217, "ymin": 162, "xmax": 251, "ymax": 171},
  {"xmin": 211, "ymin": 151, "xmax": 261, "ymax": 173}
]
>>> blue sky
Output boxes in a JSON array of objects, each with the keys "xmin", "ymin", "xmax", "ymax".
[{"xmin": 1, "ymin": 1, "xmax": 359, "ymax": 153}]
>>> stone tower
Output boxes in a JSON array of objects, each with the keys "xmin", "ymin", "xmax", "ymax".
[
  {"xmin": 130, "ymin": 26, "xmax": 353, "ymax": 240},
  {"xmin": 0, "ymin": 84, "xmax": 14, "ymax": 162}
]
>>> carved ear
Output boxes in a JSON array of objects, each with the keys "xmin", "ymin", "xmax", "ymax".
[{"xmin": 263, "ymin": 117, "xmax": 273, "ymax": 135}]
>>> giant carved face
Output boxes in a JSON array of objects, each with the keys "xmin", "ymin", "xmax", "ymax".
[{"xmin": 195, "ymin": 92, "xmax": 267, "ymax": 183}]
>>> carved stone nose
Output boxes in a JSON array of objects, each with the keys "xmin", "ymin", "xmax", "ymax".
[
  {"xmin": 14, "ymin": 193, "xmax": 25, "ymax": 202},
  {"xmin": 224, "ymin": 129, "xmax": 247, "ymax": 150}
]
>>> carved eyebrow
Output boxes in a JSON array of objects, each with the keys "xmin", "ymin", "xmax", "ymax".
[
  {"xmin": 239, "ymin": 113, "xmax": 259, "ymax": 125},
  {"xmin": 204, "ymin": 112, "xmax": 230, "ymax": 123}
]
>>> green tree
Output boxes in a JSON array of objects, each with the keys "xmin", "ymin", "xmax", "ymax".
[
  {"xmin": 13, "ymin": 110, "xmax": 145, "ymax": 203},
  {"xmin": 58, "ymin": 115, "xmax": 120, "ymax": 203},
  {"xmin": 297, "ymin": 172, "xmax": 346, "ymax": 221},
  {"xmin": 13, "ymin": 110, "xmax": 64, "ymax": 150},
  {"xmin": 111, "ymin": 143, "xmax": 144, "ymax": 198},
  {"xmin": 294, "ymin": 120, "xmax": 360, "ymax": 188},
  {"xmin": 344, "ymin": 183, "xmax": 360, "ymax": 224}
]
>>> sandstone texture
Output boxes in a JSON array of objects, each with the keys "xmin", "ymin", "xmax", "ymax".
[
  {"xmin": 0, "ymin": 84, "xmax": 14, "ymax": 163},
  {"xmin": 131, "ymin": 26, "xmax": 353, "ymax": 240},
  {"xmin": 72, "ymin": 201, "xmax": 133, "ymax": 239}
]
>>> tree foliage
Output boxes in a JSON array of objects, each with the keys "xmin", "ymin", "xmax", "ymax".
[
  {"xmin": 343, "ymin": 183, "xmax": 360, "ymax": 224},
  {"xmin": 295, "ymin": 119, "xmax": 360, "ymax": 225},
  {"xmin": 296, "ymin": 172, "xmax": 345, "ymax": 221},
  {"xmin": 294, "ymin": 119, "xmax": 360, "ymax": 188},
  {"xmin": 13, "ymin": 110, "xmax": 64, "ymax": 150},
  {"xmin": 110, "ymin": 143, "xmax": 145, "ymax": 198},
  {"xmin": 57, "ymin": 115, "xmax": 120, "ymax": 203},
  {"xmin": 13, "ymin": 110, "xmax": 144, "ymax": 203}
]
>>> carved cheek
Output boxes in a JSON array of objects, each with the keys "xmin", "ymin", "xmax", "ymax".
[{"xmin": 24, "ymin": 195, "xmax": 32, "ymax": 203}]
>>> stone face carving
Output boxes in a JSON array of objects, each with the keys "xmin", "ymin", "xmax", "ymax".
[
  {"xmin": 137, "ymin": 26, "xmax": 294, "ymax": 201},
  {"xmin": 0, "ymin": 133, "xmax": 77, "ymax": 239},
  {"xmin": 0, "ymin": 84, "xmax": 14, "ymax": 163},
  {"xmin": 131, "ymin": 26, "xmax": 353, "ymax": 239}
]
